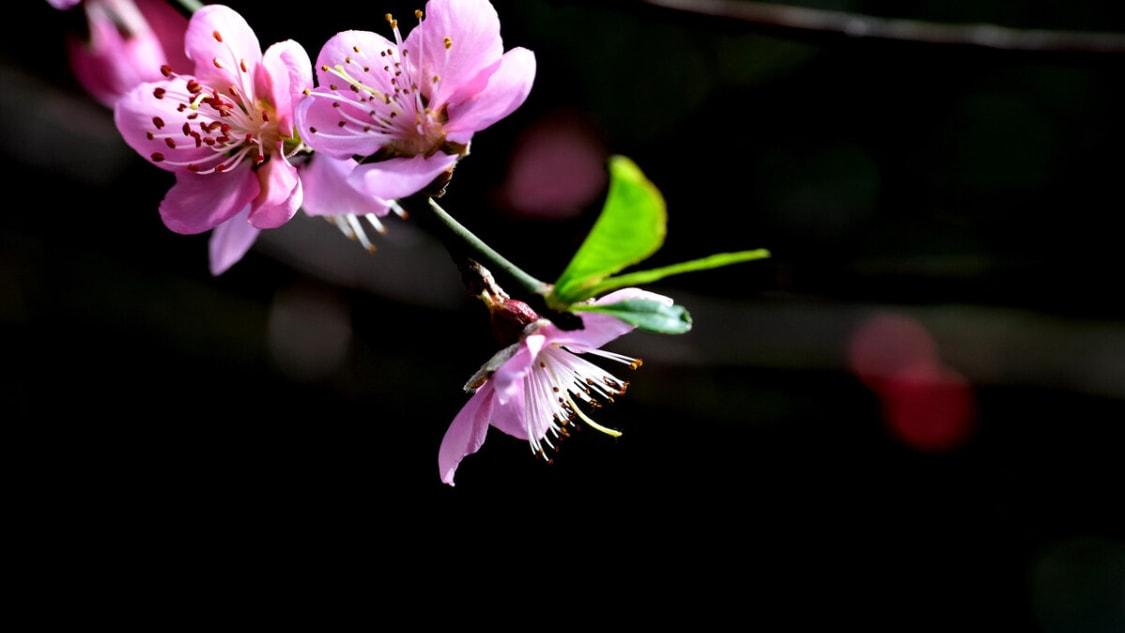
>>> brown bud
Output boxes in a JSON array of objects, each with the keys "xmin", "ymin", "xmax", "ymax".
[{"xmin": 490, "ymin": 299, "xmax": 540, "ymax": 347}]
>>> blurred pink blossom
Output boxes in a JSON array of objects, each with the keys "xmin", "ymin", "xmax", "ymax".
[{"xmin": 59, "ymin": 0, "xmax": 191, "ymax": 107}]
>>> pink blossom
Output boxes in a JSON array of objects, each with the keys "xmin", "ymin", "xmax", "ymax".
[
  {"xmin": 439, "ymin": 289, "xmax": 670, "ymax": 485},
  {"xmin": 61, "ymin": 0, "xmax": 191, "ymax": 108},
  {"xmin": 48, "ymin": 0, "xmax": 82, "ymax": 9},
  {"xmin": 296, "ymin": 0, "xmax": 536, "ymax": 202},
  {"xmin": 114, "ymin": 5, "xmax": 382, "ymax": 274}
]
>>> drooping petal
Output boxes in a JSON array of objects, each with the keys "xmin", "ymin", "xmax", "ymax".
[
  {"xmin": 348, "ymin": 153, "xmax": 458, "ymax": 201},
  {"xmin": 208, "ymin": 206, "xmax": 260, "ymax": 276},
  {"xmin": 444, "ymin": 48, "xmax": 535, "ymax": 144},
  {"xmin": 406, "ymin": 0, "xmax": 504, "ymax": 109},
  {"xmin": 492, "ymin": 333, "xmax": 545, "ymax": 406},
  {"xmin": 299, "ymin": 154, "xmax": 391, "ymax": 217},
  {"xmin": 249, "ymin": 155, "xmax": 302, "ymax": 229},
  {"xmin": 489, "ymin": 387, "xmax": 528, "ymax": 440},
  {"xmin": 115, "ymin": 78, "xmax": 237, "ymax": 172},
  {"xmin": 550, "ymin": 288, "xmax": 675, "ymax": 352},
  {"xmin": 159, "ymin": 166, "xmax": 260, "ymax": 234},
  {"xmin": 184, "ymin": 5, "xmax": 260, "ymax": 98},
  {"xmin": 295, "ymin": 90, "xmax": 384, "ymax": 159},
  {"xmin": 438, "ymin": 383, "xmax": 495, "ymax": 485},
  {"xmin": 255, "ymin": 40, "xmax": 312, "ymax": 137}
]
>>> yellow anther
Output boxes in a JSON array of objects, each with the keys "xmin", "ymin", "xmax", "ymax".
[
  {"xmin": 415, "ymin": 9, "xmax": 423, "ymax": 19},
  {"xmin": 443, "ymin": 36, "xmax": 453, "ymax": 49}
]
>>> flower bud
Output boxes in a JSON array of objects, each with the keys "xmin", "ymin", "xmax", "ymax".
[{"xmin": 489, "ymin": 299, "xmax": 540, "ymax": 347}]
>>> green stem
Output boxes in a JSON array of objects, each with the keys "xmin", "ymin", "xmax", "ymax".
[
  {"xmin": 173, "ymin": 0, "xmax": 204, "ymax": 13},
  {"xmin": 427, "ymin": 198, "xmax": 550, "ymax": 297}
]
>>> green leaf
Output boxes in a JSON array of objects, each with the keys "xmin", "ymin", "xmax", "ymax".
[
  {"xmin": 582, "ymin": 249, "xmax": 771, "ymax": 297},
  {"xmin": 551, "ymin": 156, "xmax": 667, "ymax": 304},
  {"xmin": 573, "ymin": 299, "xmax": 693, "ymax": 335}
]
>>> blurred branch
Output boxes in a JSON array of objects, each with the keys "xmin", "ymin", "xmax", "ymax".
[
  {"xmin": 640, "ymin": 0, "xmax": 1125, "ymax": 54},
  {"xmin": 172, "ymin": 0, "xmax": 203, "ymax": 14}
]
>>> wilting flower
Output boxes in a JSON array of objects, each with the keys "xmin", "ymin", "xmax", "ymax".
[
  {"xmin": 439, "ymin": 289, "xmax": 669, "ymax": 485},
  {"xmin": 56, "ymin": 0, "xmax": 191, "ymax": 107},
  {"xmin": 296, "ymin": 0, "xmax": 536, "ymax": 202},
  {"xmin": 114, "ymin": 5, "xmax": 383, "ymax": 274}
]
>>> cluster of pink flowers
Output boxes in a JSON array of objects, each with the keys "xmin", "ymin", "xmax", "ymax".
[{"xmin": 57, "ymin": 0, "xmax": 663, "ymax": 485}]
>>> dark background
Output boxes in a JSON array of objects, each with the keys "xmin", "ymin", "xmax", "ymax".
[{"xmin": 3, "ymin": 0, "xmax": 1123, "ymax": 625}]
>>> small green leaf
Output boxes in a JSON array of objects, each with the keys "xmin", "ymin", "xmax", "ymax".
[
  {"xmin": 583, "ymin": 249, "xmax": 771, "ymax": 297},
  {"xmin": 573, "ymin": 299, "xmax": 693, "ymax": 335},
  {"xmin": 551, "ymin": 156, "xmax": 667, "ymax": 304}
]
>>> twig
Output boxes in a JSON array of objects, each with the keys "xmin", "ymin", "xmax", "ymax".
[
  {"xmin": 426, "ymin": 199, "xmax": 552, "ymax": 298},
  {"xmin": 640, "ymin": 0, "xmax": 1125, "ymax": 54}
]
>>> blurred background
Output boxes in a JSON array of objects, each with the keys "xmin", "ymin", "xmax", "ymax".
[{"xmin": 3, "ymin": 0, "xmax": 1123, "ymax": 625}]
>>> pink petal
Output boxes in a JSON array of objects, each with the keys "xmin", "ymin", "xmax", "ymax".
[
  {"xmin": 438, "ymin": 383, "xmax": 495, "ymax": 486},
  {"xmin": 299, "ymin": 155, "xmax": 391, "ymax": 217},
  {"xmin": 250, "ymin": 155, "xmax": 302, "ymax": 229},
  {"xmin": 209, "ymin": 206, "xmax": 260, "ymax": 276},
  {"xmin": 184, "ymin": 5, "xmax": 261, "ymax": 99},
  {"xmin": 47, "ymin": 0, "xmax": 81, "ymax": 9},
  {"xmin": 492, "ymin": 333, "xmax": 545, "ymax": 406},
  {"xmin": 490, "ymin": 389, "xmax": 529, "ymax": 441},
  {"xmin": 406, "ymin": 0, "xmax": 504, "ymax": 109},
  {"xmin": 255, "ymin": 40, "xmax": 312, "ymax": 137},
  {"xmin": 159, "ymin": 166, "xmax": 260, "ymax": 234},
  {"xmin": 296, "ymin": 30, "xmax": 398, "ymax": 159},
  {"xmin": 135, "ymin": 0, "xmax": 192, "ymax": 74},
  {"xmin": 115, "ymin": 78, "xmax": 224, "ymax": 171},
  {"xmin": 348, "ymin": 154, "xmax": 458, "ymax": 201},
  {"xmin": 295, "ymin": 90, "xmax": 384, "ymax": 159},
  {"xmin": 444, "ymin": 48, "xmax": 535, "ymax": 144},
  {"xmin": 314, "ymin": 30, "xmax": 398, "ymax": 97},
  {"xmin": 550, "ymin": 288, "xmax": 674, "ymax": 352}
]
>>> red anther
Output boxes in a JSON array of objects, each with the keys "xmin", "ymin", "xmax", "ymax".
[
  {"xmin": 160, "ymin": 64, "xmax": 173, "ymax": 77},
  {"xmin": 152, "ymin": 117, "xmax": 165, "ymax": 129},
  {"xmin": 182, "ymin": 122, "xmax": 191, "ymax": 136},
  {"xmin": 212, "ymin": 30, "xmax": 223, "ymax": 42},
  {"xmin": 164, "ymin": 138, "xmax": 176, "ymax": 149},
  {"xmin": 151, "ymin": 152, "xmax": 165, "ymax": 162},
  {"xmin": 153, "ymin": 87, "xmax": 166, "ymax": 99}
]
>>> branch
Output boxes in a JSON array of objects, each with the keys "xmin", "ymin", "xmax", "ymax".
[
  {"xmin": 172, "ymin": 0, "xmax": 204, "ymax": 13},
  {"xmin": 639, "ymin": 0, "xmax": 1125, "ymax": 54},
  {"xmin": 425, "ymin": 199, "xmax": 551, "ymax": 298}
]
